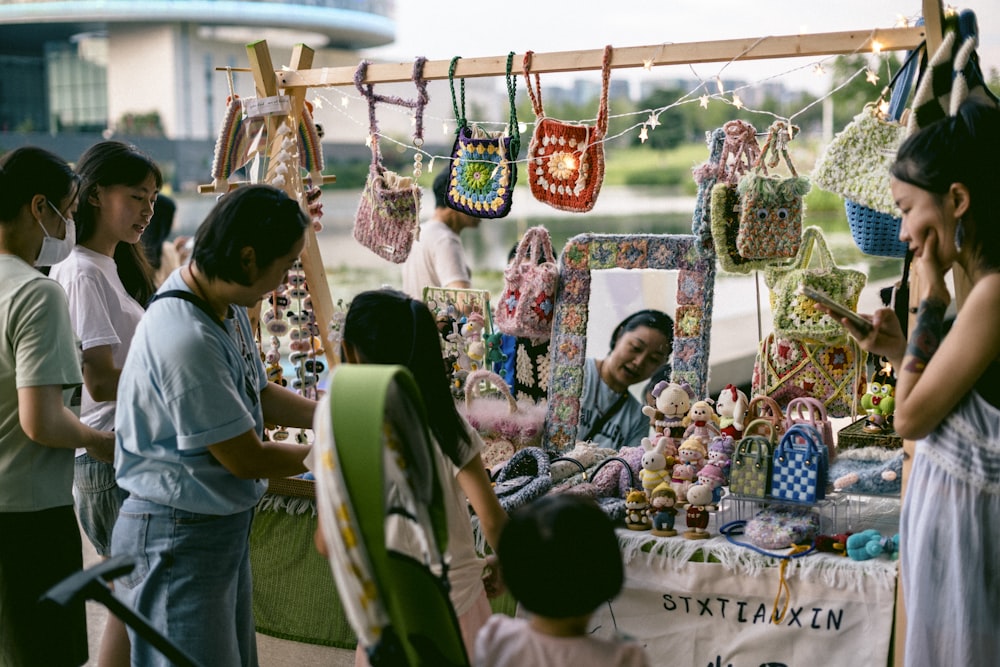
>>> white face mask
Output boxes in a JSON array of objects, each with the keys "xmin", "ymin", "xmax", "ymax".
[{"xmin": 35, "ymin": 200, "xmax": 76, "ymax": 267}]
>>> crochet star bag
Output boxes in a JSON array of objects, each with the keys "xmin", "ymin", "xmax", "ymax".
[
  {"xmin": 458, "ymin": 370, "xmax": 547, "ymax": 470},
  {"xmin": 736, "ymin": 121, "xmax": 810, "ymax": 261},
  {"xmin": 752, "ymin": 332, "xmax": 866, "ymax": 419},
  {"xmin": 771, "ymin": 423, "xmax": 829, "ymax": 504},
  {"xmin": 764, "ymin": 226, "xmax": 867, "ymax": 345},
  {"xmin": 352, "ymin": 57, "xmax": 429, "ymax": 264},
  {"xmin": 523, "ymin": 46, "xmax": 612, "ymax": 213},
  {"xmin": 445, "ymin": 53, "xmax": 520, "ymax": 219},
  {"xmin": 495, "ymin": 225, "xmax": 559, "ymax": 342}
]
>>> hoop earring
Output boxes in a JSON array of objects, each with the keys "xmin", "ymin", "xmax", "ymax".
[{"xmin": 955, "ymin": 217, "xmax": 965, "ymax": 252}]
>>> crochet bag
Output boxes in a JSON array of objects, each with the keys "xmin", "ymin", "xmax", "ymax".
[
  {"xmin": 784, "ymin": 397, "xmax": 835, "ymax": 462},
  {"xmin": 764, "ymin": 226, "xmax": 867, "ymax": 345},
  {"xmin": 495, "ymin": 226, "xmax": 559, "ymax": 341},
  {"xmin": 812, "ymin": 43, "xmax": 924, "ymax": 258},
  {"xmin": 708, "ymin": 120, "xmax": 777, "ymax": 274},
  {"xmin": 491, "ymin": 447, "xmax": 551, "ymax": 514},
  {"xmin": 771, "ymin": 423, "xmax": 829, "ymax": 504},
  {"xmin": 458, "ymin": 370, "xmax": 546, "ymax": 470},
  {"xmin": 523, "ymin": 46, "xmax": 612, "ymax": 213},
  {"xmin": 729, "ymin": 419, "xmax": 776, "ymax": 499},
  {"xmin": 745, "ymin": 505, "xmax": 820, "ymax": 549},
  {"xmin": 752, "ymin": 332, "xmax": 866, "ymax": 419},
  {"xmin": 745, "ymin": 395, "xmax": 786, "ymax": 439},
  {"xmin": 736, "ymin": 121, "xmax": 810, "ymax": 261},
  {"xmin": 352, "ymin": 58, "xmax": 429, "ymax": 264},
  {"xmin": 445, "ymin": 53, "xmax": 520, "ymax": 219}
]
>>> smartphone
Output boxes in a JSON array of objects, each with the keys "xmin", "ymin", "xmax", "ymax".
[{"xmin": 797, "ymin": 285, "xmax": 873, "ymax": 336}]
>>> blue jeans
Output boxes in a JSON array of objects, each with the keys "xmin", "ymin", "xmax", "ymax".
[
  {"xmin": 111, "ymin": 497, "xmax": 258, "ymax": 667},
  {"xmin": 74, "ymin": 452, "xmax": 127, "ymax": 557}
]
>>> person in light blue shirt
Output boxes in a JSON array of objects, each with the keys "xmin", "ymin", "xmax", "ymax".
[{"xmin": 112, "ymin": 185, "xmax": 318, "ymax": 667}]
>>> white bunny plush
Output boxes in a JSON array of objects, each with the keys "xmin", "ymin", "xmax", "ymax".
[{"xmin": 640, "ymin": 436, "xmax": 673, "ymax": 499}]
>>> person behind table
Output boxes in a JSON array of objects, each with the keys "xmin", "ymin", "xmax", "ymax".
[
  {"xmin": 831, "ymin": 98, "xmax": 1000, "ymax": 667},
  {"xmin": 313, "ymin": 287, "xmax": 508, "ymax": 663},
  {"xmin": 401, "ymin": 166, "xmax": 481, "ymax": 298},
  {"xmin": 0, "ymin": 146, "xmax": 115, "ymax": 666},
  {"xmin": 475, "ymin": 494, "xmax": 649, "ymax": 667},
  {"xmin": 577, "ymin": 309, "xmax": 674, "ymax": 450},
  {"xmin": 111, "ymin": 184, "xmax": 317, "ymax": 667},
  {"xmin": 50, "ymin": 140, "xmax": 161, "ymax": 667}
]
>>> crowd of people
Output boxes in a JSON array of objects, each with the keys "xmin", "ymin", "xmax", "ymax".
[{"xmin": 1, "ymin": 96, "xmax": 998, "ymax": 667}]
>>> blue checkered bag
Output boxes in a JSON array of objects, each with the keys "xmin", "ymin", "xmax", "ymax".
[{"xmin": 770, "ymin": 423, "xmax": 829, "ymax": 503}]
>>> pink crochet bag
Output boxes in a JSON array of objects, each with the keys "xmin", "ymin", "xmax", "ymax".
[
  {"xmin": 458, "ymin": 370, "xmax": 546, "ymax": 469},
  {"xmin": 495, "ymin": 226, "xmax": 559, "ymax": 342},
  {"xmin": 523, "ymin": 46, "xmax": 612, "ymax": 213}
]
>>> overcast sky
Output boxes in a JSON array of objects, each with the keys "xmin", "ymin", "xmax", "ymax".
[{"xmin": 363, "ymin": 1, "xmax": 999, "ymax": 96}]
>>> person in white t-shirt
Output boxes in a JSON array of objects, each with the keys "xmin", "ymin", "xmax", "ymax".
[
  {"xmin": 401, "ymin": 167, "xmax": 481, "ymax": 298},
  {"xmin": 475, "ymin": 494, "xmax": 649, "ymax": 667},
  {"xmin": 50, "ymin": 139, "xmax": 162, "ymax": 667}
]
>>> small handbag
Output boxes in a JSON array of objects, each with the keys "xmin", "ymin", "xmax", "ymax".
[
  {"xmin": 784, "ymin": 396, "xmax": 835, "ymax": 462},
  {"xmin": 491, "ymin": 447, "xmax": 552, "ymax": 514},
  {"xmin": 752, "ymin": 331, "xmax": 867, "ymax": 419},
  {"xmin": 771, "ymin": 423, "xmax": 829, "ymax": 504},
  {"xmin": 729, "ymin": 419, "xmax": 776, "ymax": 499},
  {"xmin": 458, "ymin": 370, "xmax": 547, "ymax": 469},
  {"xmin": 765, "ymin": 226, "xmax": 867, "ymax": 345},
  {"xmin": 352, "ymin": 58, "xmax": 429, "ymax": 264},
  {"xmin": 708, "ymin": 120, "xmax": 780, "ymax": 274},
  {"xmin": 523, "ymin": 46, "xmax": 612, "ymax": 213},
  {"xmin": 495, "ymin": 226, "xmax": 559, "ymax": 342},
  {"xmin": 445, "ymin": 53, "xmax": 520, "ymax": 219},
  {"xmin": 745, "ymin": 395, "xmax": 786, "ymax": 439},
  {"xmin": 736, "ymin": 121, "xmax": 810, "ymax": 261}
]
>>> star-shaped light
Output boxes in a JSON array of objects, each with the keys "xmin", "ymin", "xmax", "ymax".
[
  {"xmin": 732, "ymin": 94, "xmax": 744, "ymax": 110},
  {"xmin": 341, "ymin": 95, "xmax": 349, "ymax": 108},
  {"xmin": 643, "ymin": 57, "xmax": 655, "ymax": 71},
  {"xmin": 699, "ymin": 95, "xmax": 710, "ymax": 109},
  {"xmin": 518, "ymin": 122, "xmax": 528, "ymax": 134},
  {"xmin": 364, "ymin": 135, "xmax": 373, "ymax": 147},
  {"xmin": 813, "ymin": 63, "xmax": 825, "ymax": 76},
  {"xmin": 871, "ymin": 40, "xmax": 884, "ymax": 54},
  {"xmin": 646, "ymin": 112, "xmax": 661, "ymax": 129},
  {"xmin": 312, "ymin": 97, "xmax": 324, "ymax": 110},
  {"xmin": 638, "ymin": 126, "xmax": 649, "ymax": 143},
  {"xmin": 866, "ymin": 68, "xmax": 880, "ymax": 85},
  {"xmin": 715, "ymin": 77, "xmax": 725, "ymax": 94}
]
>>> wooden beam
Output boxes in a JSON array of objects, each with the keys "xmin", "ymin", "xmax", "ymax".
[{"xmin": 275, "ymin": 26, "xmax": 926, "ymax": 89}]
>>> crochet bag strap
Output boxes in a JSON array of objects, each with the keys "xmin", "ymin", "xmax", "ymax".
[
  {"xmin": 754, "ymin": 120, "xmax": 799, "ymax": 177},
  {"xmin": 522, "ymin": 50, "xmax": 545, "ymax": 118},
  {"xmin": 884, "ymin": 29, "xmax": 926, "ymax": 122},
  {"xmin": 355, "ymin": 56, "xmax": 430, "ymax": 173},
  {"xmin": 718, "ymin": 119, "xmax": 760, "ymax": 185},
  {"xmin": 790, "ymin": 226, "xmax": 833, "ymax": 273},
  {"xmin": 464, "ymin": 369, "xmax": 517, "ymax": 415},
  {"xmin": 450, "ymin": 53, "xmax": 520, "ymax": 156},
  {"xmin": 594, "ymin": 44, "xmax": 613, "ymax": 140},
  {"xmin": 448, "ymin": 56, "xmax": 467, "ymax": 131},
  {"xmin": 513, "ymin": 225, "xmax": 556, "ymax": 267}
]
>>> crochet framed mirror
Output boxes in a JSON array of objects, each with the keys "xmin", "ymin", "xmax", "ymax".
[{"xmin": 542, "ymin": 233, "xmax": 716, "ymax": 452}]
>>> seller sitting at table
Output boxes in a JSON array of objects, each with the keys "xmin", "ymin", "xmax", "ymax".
[{"xmin": 577, "ymin": 309, "xmax": 673, "ymax": 450}]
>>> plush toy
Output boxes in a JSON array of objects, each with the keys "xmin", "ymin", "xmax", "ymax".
[
  {"xmin": 683, "ymin": 400, "xmax": 721, "ymax": 445},
  {"xmin": 642, "ymin": 381, "xmax": 695, "ymax": 439},
  {"xmin": 625, "ymin": 489, "xmax": 652, "ymax": 531},
  {"xmin": 706, "ymin": 435, "xmax": 734, "ymax": 484},
  {"xmin": 696, "ymin": 463, "xmax": 726, "ymax": 504},
  {"xmin": 715, "ymin": 383, "xmax": 748, "ymax": 438},
  {"xmin": 640, "ymin": 436, "xmax": 674, "ymax": 499},
  {"xmin": 483, "ymin": 330, "xmax": 508, "ymax": 374},
  {"xmin": 677, "ymin": 437, "xmax": 707, "ymax": 472},
  {"xmin": 815, "ymin": 532, "xmax": 853, "ymax": 555},
  {"xmin": 683, "ymin": 483, "xmax": 715, "ymax": 540},
  {"xmin": 861, "ymin": 365, "xmax": 897, "ymax": 432},
  {"xmin": 846, "ymin": 529, "xmax": 899, "ymax": 561},
  {"xmin": 648, "ymin": 483, "xmax": 679, "ymax": 537},
  {"xmin": 670, "ymin": 462, "xmax": 697, "ymax": 503}
]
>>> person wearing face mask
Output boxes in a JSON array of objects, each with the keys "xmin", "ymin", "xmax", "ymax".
[
  {"xmin": 577, "ymin": 309, "xmax": 674, "ymax": 450},
  {"xmin": 50, "ymin": 140, "xmax": 161, "ymax": 667},
  {"xmin": 0, "ymin": 146, "xmax": 115, "ymax": 666}
]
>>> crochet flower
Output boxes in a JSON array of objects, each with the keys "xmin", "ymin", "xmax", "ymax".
[{"xmin": 546, "ymin": 151, "xmax": 578, "ymax": 181}]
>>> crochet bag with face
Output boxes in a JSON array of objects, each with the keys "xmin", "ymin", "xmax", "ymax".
[
  {"xmin": 495, "ymin": 226, "xmax": 559, "ymax": 342},
  {"xmin": 523, "ymin": 46, "xmax": 612, "ymax": 213},
  {"xmin": 752, "ymin": 332, "xmax": 867, "ymax": 419},
  {"xmin": 771, "ymin": 423, "xmax": 829, "ymax": 504},
  {"xmin": 352, "ymin": 58, "xmax": 428, "ymax": 264},
  {"xmin": 764, "ymin": 226, "xmax": 868, "ymax": 345},
  {"xmin": 736, "ymin": 121, "xmax": 810, "ymax": 261},
  {"xmin": 729, "ymin": 419, "xmax": 776, "ymax": 499},
  {"xmin": 445, "ymin": 53, "xmax": 520, "ymax": 219}
]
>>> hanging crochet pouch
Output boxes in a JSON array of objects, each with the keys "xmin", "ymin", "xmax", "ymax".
[
  {"xmin": 765, "ymin": 226, "xmax": 867, "ymax": 345},
  {"xmin": 523, "ymin": 46, "xmax": 612, "ymax": 213},
  {"xmin": 735, "ymin": 121, "xmax": 810, "ymax": 261},
  {"xmin": 445, "ymin": 53, "xmax": 520, "ymax": 219},
  {"xmin": 458, "ymin": 370, "xmax": 547, "ymax": 470},
  {"xmin": 352, "ymin": 58, "xmax": 429, "ymax": 264},
  {"xmin": 752, "ymin": 332, "xmax": 866, "ymax": 419},
  {"xmin": 729, "ymin": 419, "xmax": 776, "ymax": 499},
  {"xmin": 495, "ymin": 225, "xmax": 559, "ymax": 342},
  {"xmin": 771, "ymin": 423, "xmax": 829, "ymax": 504},
  {"xmin": 707, "ymin": 120, "xmax": 778, "ymax": 274}
]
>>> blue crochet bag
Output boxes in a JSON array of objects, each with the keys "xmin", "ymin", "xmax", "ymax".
[{"xmin": 771, "ymin": 423, "xmax": 829, "ymax": 504}]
